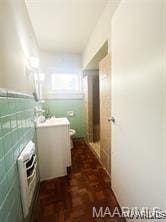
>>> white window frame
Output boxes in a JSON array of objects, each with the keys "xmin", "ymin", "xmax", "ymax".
[{"xmin": 47, "ymin": 72, "xmax": 83, "ymax": 99}]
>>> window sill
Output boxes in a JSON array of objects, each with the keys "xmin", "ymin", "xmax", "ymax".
[{"xmin": 46, "ymin": 93, "xmax": 84, "ymax": 100}]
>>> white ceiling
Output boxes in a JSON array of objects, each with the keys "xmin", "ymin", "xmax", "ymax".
[{"xmin": 25, "ymin": 0, "xmax": 108, "ymax": 53}]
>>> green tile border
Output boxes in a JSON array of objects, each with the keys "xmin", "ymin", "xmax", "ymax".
[
  {"xmin": 7, "ymin": 91, "xmax": 33, "ymax": 99},
  {"xmin": 0, "ymin": 88, "xmax": 33, "ymax": 99},
  {"xmin": 0, "ymin": 89, "xmax": 7, "ymax": 97}
]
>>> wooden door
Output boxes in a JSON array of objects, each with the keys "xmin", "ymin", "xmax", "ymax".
[{"xmin": 99, "ymin": 54, "xmax": 111, "ymax": 174}]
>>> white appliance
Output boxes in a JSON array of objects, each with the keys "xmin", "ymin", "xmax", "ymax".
[
  {"xmin": 18, "ymin": 141, "xmax": 37, "ymax": 218},
  {"xmin": 36, "ymin": 117, "xmax": 71, "ymax": 181}
]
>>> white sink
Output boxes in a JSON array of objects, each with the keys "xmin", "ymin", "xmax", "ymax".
[{"xmin": 37, "ymin": 117, "xmax": 70, "ymax": 128}]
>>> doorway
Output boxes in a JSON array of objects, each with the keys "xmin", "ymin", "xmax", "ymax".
[
  {"xmin": 83, "ymin": 71, "xmax": 100, "ymax": 158},
  {"xmin": 90, "ymin": 73, "xmax": 100, "ymax": 157},
  {"xmin": 83, "ymin": 43, "xmax": 112, "ymax": 175}
]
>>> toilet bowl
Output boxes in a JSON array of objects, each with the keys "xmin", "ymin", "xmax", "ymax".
[{"xmin": 69, "ymin": 129, "xmax": 76, "ymax": 148}]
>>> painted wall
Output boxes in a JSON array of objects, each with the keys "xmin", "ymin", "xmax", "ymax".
[
  {"xmin": 40, "ymin": 51, "xmax": 83, "ymax": 99},
  {"xmin": 45, "ymin": 99, "xmax": 85, "ymax": 138},
  {"xmin": 82, "ymin": 0, "xmax": 120, "ymax": 68},
  {"xmin": 40, "ymin": 51, "xmax": 85, "ymax": 138},
  {"xmin": 112, "ymin": 0, "xmax": 166, "ymax": 217},
  {"xmin": 0, "ymin": 0, "xmax": 39, "ymax": 94},
  {"xmin": 40, "ymin": 51, "xmax": 82, "ymax": 74}
]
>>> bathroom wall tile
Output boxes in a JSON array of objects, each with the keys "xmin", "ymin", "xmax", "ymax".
[
  {"xmin": 0, "ymin": 191, "xmax": 22, "ymax": 222},
  {"xmin": 16, "ymin": 113, "xmax": 23, "ymax": 139},
  {"xmin": 46, "ymin": 99, "xmax": 85, "ymax": 138},
  {"xmin": 0, "ymin": 158, "xmax": 6, "ymax": 182},
  {"xmin": 0, "ymin": 93, "xmax": 35, "ymax": 222},
  {"xmin": 20, "ymin": 98, "xmax": 26, "ymax": 111},
  {"xmin": 16, "ymin": 99, "xmax": 23, "ymax": 112},
  {"xmin": 13, "ymin": 143, "xmax": 20, "ymax": 163},
  {"xmin": 25, "ymin": 111, "xmax": 30, "ymax": 129},
  {"xmin": 10, "ymin": 114, "xmax": 17, "ymax": 130},
  {"xmin": 0, "ymin": 139, "xmax": 4, "ymax": 160},
  {"xmin": 11, "ymin": 129, "xmax": 18, "ymax": 148},
  {"xmin": 8, "ymin": 98, "xmax": 16, "ymax": 115},
  {"xmin": 14, "ymin": 98, "xmax": 20, "ymax": 113},
  {"xmin": 7, "ymin": 165, "xmax": 17, "ymax": 188},
  {"xmin": 16, "ymin": 112, "xmax": 22, "ymax": 127},
  {"xmin": 17, "ymin": 128, "xmax": 23, "ymax": 140},
  {"xmin": 4, "ymin": 149, "xmax": 14, "ymax": 172},
  {"xmin": 0, "ymin": 200, "xmax": 10, "ymax": 222},
  {"xmin": 2, "ymin": 133, "xmax": 12, "ymax": 155},
  {"xmin": 1, "ymin": 116, "xmax": 11, "ymax": 136},
  {"xmin": 2, "ymin": 184, "xmax": 15, "ymax": 216},
  {"xmin": 0, "ymin": 121, "xmax": 2, "ymax": 138},
  {"xmin": 18, "ymin": 139, "xmax": 24, "ymax": 154},
  {"xmin": 0, "ymin": 177, "xmax": 9, "ymax": 206},
  {"xmin": 6, "ymin": 202, "xmax": 16, "ymax": 222},
  {"xmin": 0, "ymin": 97, "xmax": 9, "ymax": 117},
  {"xmin": 6, "ymin": 201, "xmax": 20, "ymax": 222},
  {"xmin": 0, "ymin": 204, "xmax": 6, "ymax": 222}
]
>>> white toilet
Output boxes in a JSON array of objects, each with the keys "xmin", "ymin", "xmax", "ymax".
[{"xmin": 69, "ymin": 129, "xmax": 76, "ymax": 148}]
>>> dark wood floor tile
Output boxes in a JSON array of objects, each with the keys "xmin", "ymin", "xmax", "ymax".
[{"xmin": 32, "ymin": 140, "xmax": 126, "ymax": 222}]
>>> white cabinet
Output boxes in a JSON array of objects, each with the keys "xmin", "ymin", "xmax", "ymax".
[{"xmin": 36, "ymin": 118, "xmax": 71, "ymax": 181}]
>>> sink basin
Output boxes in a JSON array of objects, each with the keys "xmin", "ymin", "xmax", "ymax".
[{"xmin": 37, "ymin": 117, "xmax": 70, "ymax": 128}]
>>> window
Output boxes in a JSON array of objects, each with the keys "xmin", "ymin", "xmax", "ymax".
[{"xmin": 50, "ymin": 73, "xmax": 82, "ymax": 93}]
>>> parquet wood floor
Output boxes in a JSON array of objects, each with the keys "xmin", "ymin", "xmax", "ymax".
[{"xmin": 32, "ymin": 140, "xmax": 126, "ymax": 222}]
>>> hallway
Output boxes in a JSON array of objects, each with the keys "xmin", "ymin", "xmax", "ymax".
[{"xmin": 32, "ymin": 140, "xmax": 125, "ymax": 222}]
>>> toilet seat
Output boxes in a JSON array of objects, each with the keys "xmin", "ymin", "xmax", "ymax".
[
  {"xmin": 69, "ymin": 129, "xmax": 76, "ymax": 136},
  {"xmin": 69, "ymin": 129, "xmax": 76, "ymax": 149}
]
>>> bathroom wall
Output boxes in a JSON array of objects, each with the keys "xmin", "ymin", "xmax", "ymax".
[
  {"xmin": 45, "ymin": 99, "xmax": 85, "ymax": 138},
  {"xmin": 0, "ymin": 0, "xmax": 39, "ymax": 94},
  {"xmin": 83, "ymin": 0, "xmax": 120, "ymax": 68},
  {"xmin": 40, "ymin": 51, "xmax": 82, "ymax": 74},
  {"xmin": 112, "ymin": 0, "xmax": 166, "ymax": 215},
  {"xmin": 0, "ymin": 89, "xmax": 35, "ymax": 222},
  {"xmin": 40, "ymin": 51, "xmax": 83, "ymax": 99},
  {"xmin": 0, "ymin": 0, "xmax": 38, "ymax": 221},
  {"xmin": 40, "ymin": 51, "xmax": 85, "ymax": 138}
]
